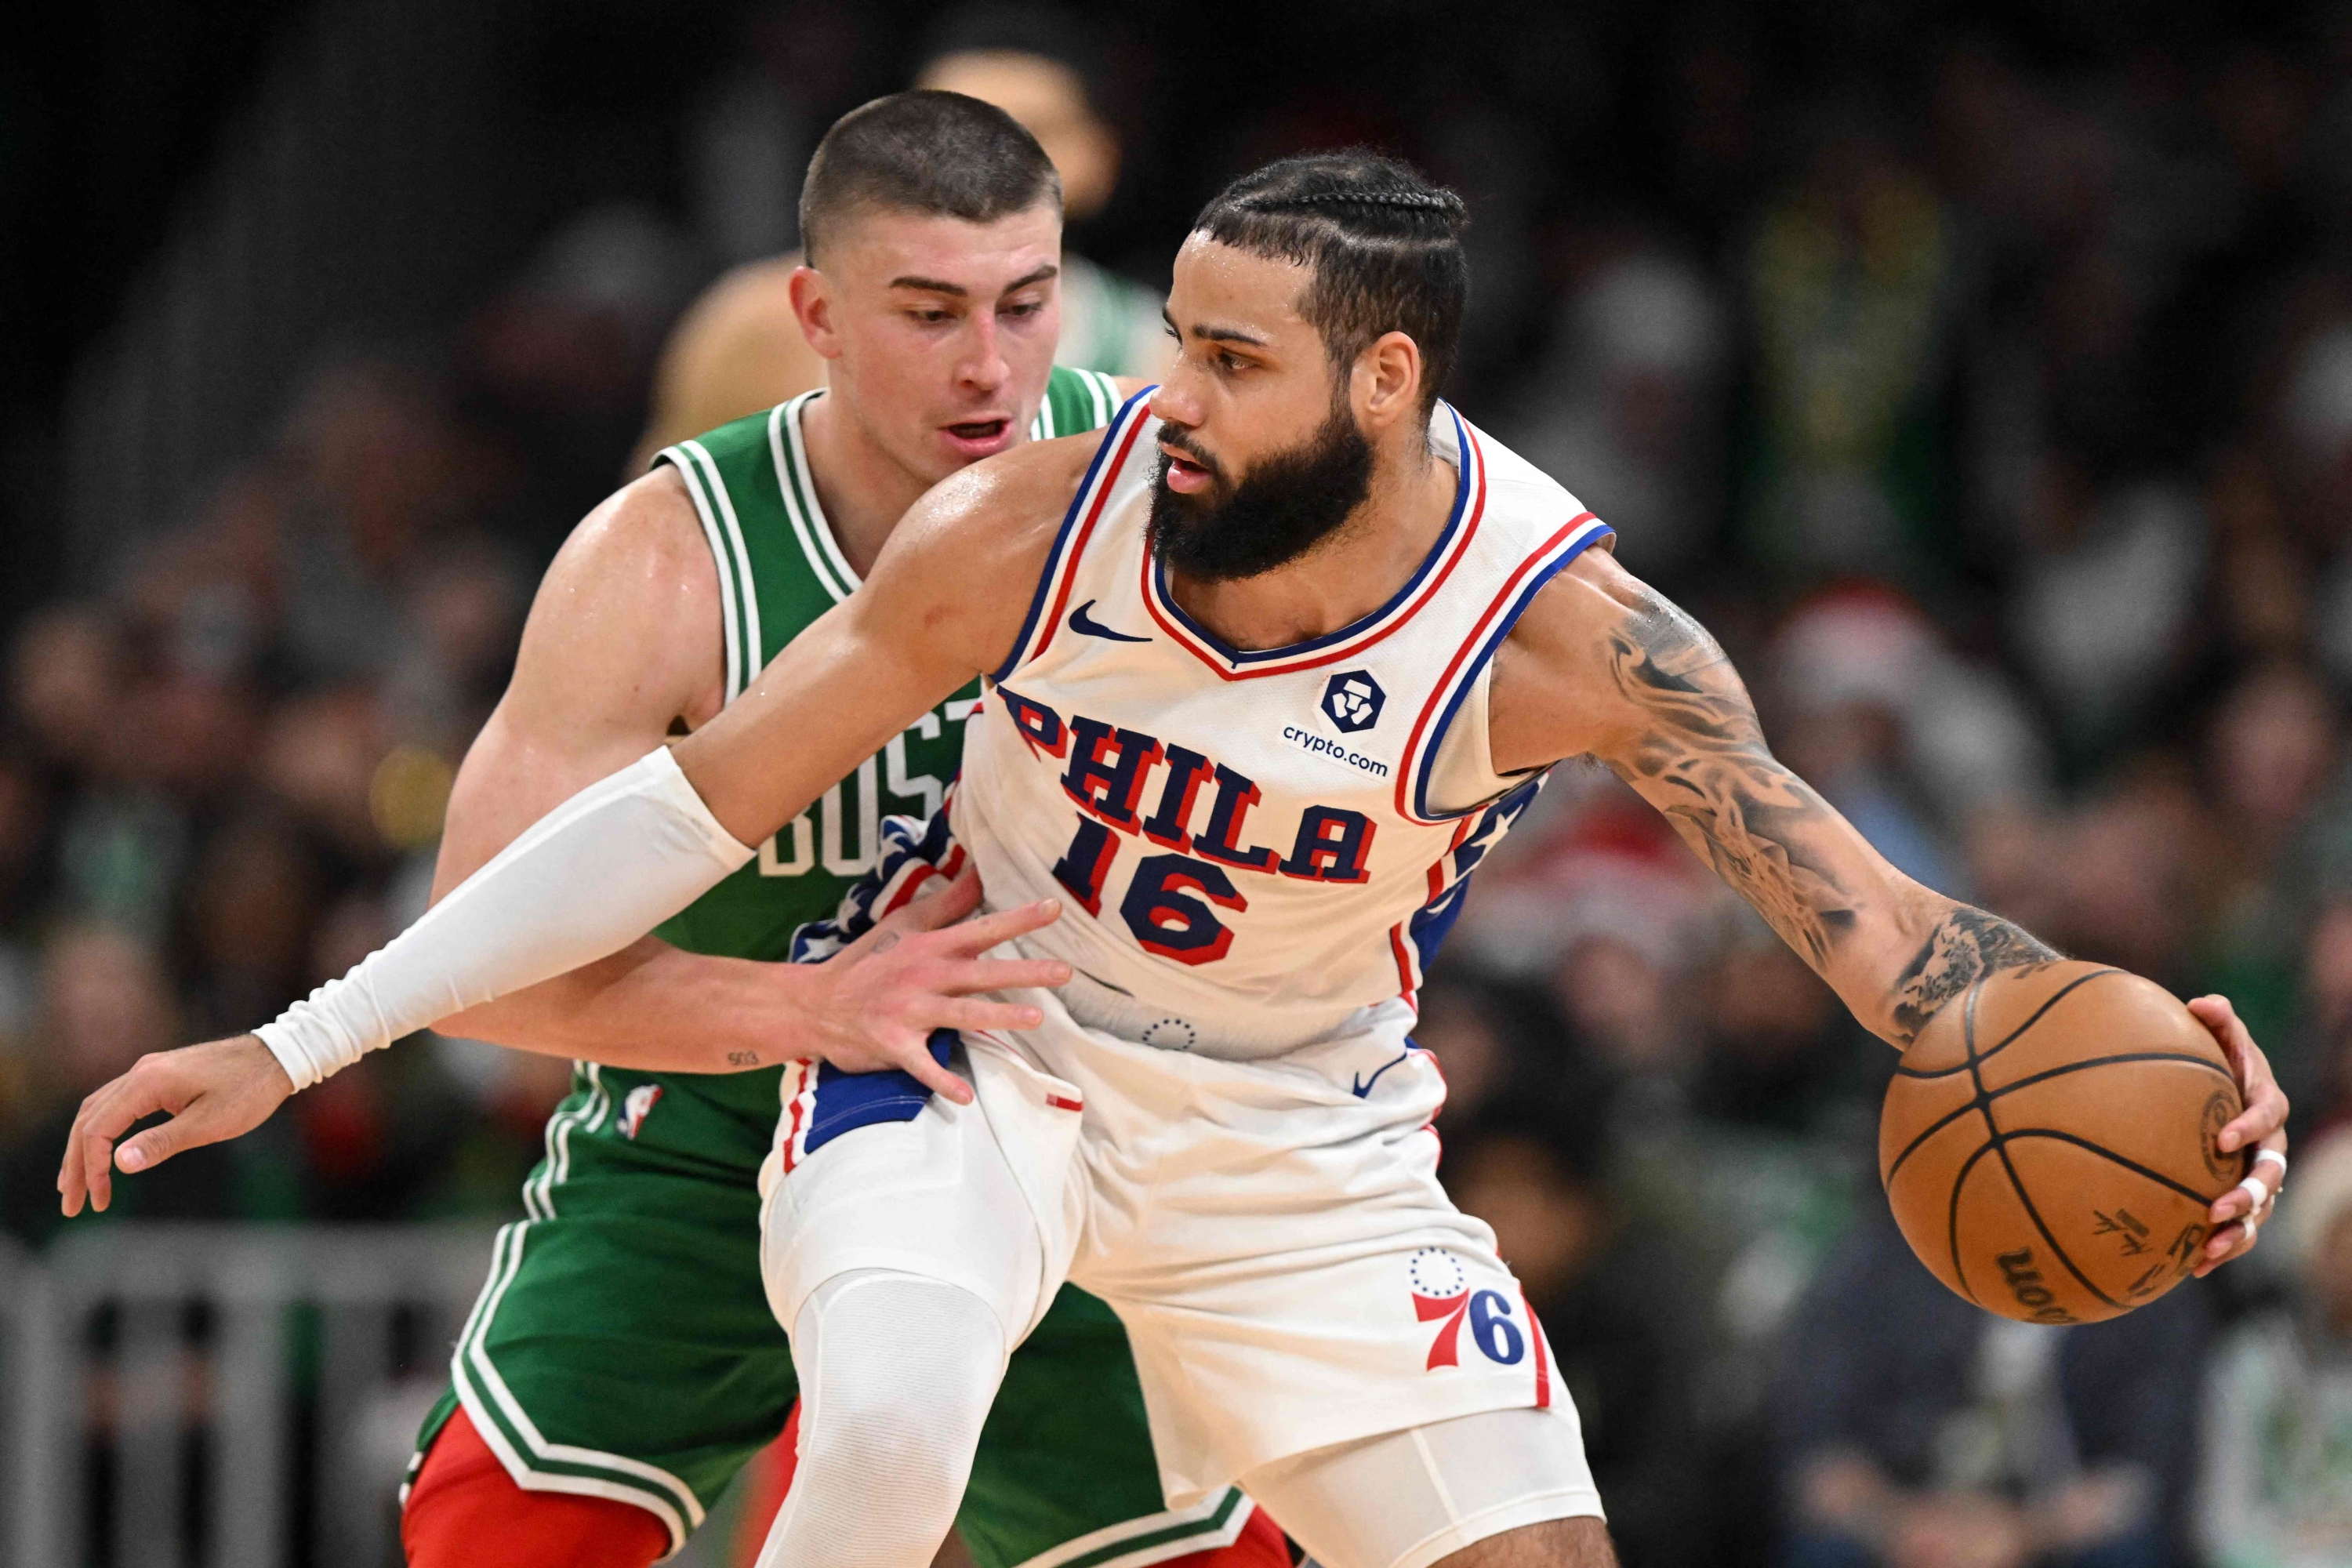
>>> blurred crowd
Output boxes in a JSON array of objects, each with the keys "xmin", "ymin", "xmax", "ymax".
[{"xmin": 11, "ymin": 3, "xmax": 2352, "ymax": 1565}]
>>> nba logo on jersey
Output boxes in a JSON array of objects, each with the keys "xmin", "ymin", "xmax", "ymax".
[
  {"xmin": 1323, "ymin": 670, "xmax": 1385, "ymax": 734},
  {"xmin": 618, "ymin": 1083, "xmax": 663, "ymax": 1140}
]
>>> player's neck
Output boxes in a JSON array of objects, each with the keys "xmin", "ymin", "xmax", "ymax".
[
  {"xmin": 798, "ymin": 392, "xmax": 934, "ymax": 579},
  {"xmin": 1167, "ymin": 445, "xmax": 1457, "ymax": 652}
]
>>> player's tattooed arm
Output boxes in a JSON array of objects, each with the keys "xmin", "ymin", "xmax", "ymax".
[
  {"xmin": 1886, "ymin": 906, "xmax": 2060, "ymax": 1044},
  {"xmin": 1596, "ymin": 586, "xmax": 1859, "ymax": 968},
  {"xmin": 1494, "ymin": 550, "xmax": 2059, "ymax": 1047}
]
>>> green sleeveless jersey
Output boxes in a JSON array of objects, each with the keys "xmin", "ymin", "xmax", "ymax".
[{"xmin": 644, "ymin": 365, "xmax": 1124, "ymax": 1126}]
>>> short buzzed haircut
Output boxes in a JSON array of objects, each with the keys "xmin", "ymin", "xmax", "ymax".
[
  {"xmin": 799, "ymin": 89, "xmax": 1062, "ymax": 265},
  {"xmin": 1193, "ymin": 151, "xmax": 1470, "ymax": 416}
]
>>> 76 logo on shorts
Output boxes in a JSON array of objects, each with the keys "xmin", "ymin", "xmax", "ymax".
[{"xmin": 1408, "ymin": 1248, "xmax": 1525, "ymax": 1369}]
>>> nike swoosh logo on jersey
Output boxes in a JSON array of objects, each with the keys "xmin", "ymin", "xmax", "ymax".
[
  {"xmin": 1069, "ymin": 601, "xmax": 1151, "ymax": 643},
  {"xmin": 1352, "ymin": 1049, "xmax": 1412, "ymax": 1098}
]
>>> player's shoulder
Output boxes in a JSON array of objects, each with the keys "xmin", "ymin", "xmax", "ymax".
[
  {"xmin": 508, "ymin": 466, "xmax": 724, "ymax": 711},
  {"xmin": 552, "ymin": 466, "xmax": 720, "ymax": 601}
]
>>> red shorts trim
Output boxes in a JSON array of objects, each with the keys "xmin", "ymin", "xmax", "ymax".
[{"xmin": 402, "ymin": 1404, "xmax": 672, "ymax": 1568}]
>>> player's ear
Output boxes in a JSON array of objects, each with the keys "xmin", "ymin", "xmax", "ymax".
[
  {"xmin": 1355, "ymin": 331, "xmax": 1423, "ymax": 434},
  {"xmin": 789, "ymin": 264, "xmax": 845, "ymax": 361}
]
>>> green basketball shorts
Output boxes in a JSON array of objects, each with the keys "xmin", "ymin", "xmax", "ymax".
[{"xmin": 408, "ymin": 1063, "xmax": 1257, "ymax": 1565}]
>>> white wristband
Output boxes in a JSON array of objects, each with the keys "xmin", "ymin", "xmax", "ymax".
[{"xmin": 256, "ymin": 748, "xmax": 753, "ymax": 1089}]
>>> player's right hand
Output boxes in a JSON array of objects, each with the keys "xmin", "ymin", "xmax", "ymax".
[
  {"xmin": 57, "ymin": 1034, "xmax": 296, "ymax": 1217},
  {"xmin": 795, "ymin": 863, "xmax": 1071, "ymax": 1105}
]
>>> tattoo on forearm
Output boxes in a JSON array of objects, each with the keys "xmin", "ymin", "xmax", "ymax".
[
  {"xmin": 727, "ymin": 1050, "xmax": 761, "ymax": 1066},
  {"xmin": 1603, "ymin": 590, "xmax": 1857, "ymax": 967},
  {"xmin": 1889, "ymin": 906, "xmax": 2060, "ymax": 1044}
]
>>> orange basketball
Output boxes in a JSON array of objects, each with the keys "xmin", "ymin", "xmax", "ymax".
[{"xmin": 1878, "ymin": 960, "xmax": 2245, "ymax": 1324}]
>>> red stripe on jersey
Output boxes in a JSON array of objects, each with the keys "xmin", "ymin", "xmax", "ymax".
[
  {"xmin": 779, "ymin": 1062, "xmax": 812, "ymax": 1174},
  {"xmin": 1142, "ymin": 427, "xmax": 1491, "ymax": 681},
  {"xmin": 1394, "ymin": 511, "xmax": 1597, "ymax": 824},
  {"xmin": 1046, "ymin": 1094, "xmax": 1083, "ymax": 1112},
  {"xmin": 882, "ymin": 862, "xmax": 939, "ymax": 917},
  {"xmin": 1524, "ymin": 1287, "xmax": 1552, "ymax": 1408},
  {"xmin": 1425, "ymin": 817, "xmax": 1474, "ymax": 902},
  {"xmin": 1025, "ymin": 409, "xmax": 1154, "ymax": 672},
  {"xmin": 1389, "ymin": 923, "xmax": 1416, "ymax": 1002}
]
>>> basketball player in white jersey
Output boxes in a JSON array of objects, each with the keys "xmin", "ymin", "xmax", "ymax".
[{"xmin": 64, "ymin": 154, "xmax": 2289, "ymax": 1568}]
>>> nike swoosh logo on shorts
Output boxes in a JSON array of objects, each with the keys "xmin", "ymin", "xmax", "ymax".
[
  {"xmin": 1352, "ymin": 1049, "xmax": 1412, "ymax": 1098},
  {"xmin": 1069, "ymin": 600, "xmax": 1151, "ymax": 643}
]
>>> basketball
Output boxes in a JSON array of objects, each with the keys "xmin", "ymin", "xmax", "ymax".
[{"xmin": 1878, "ymin": 961, "xmax": 2246, "ymax": 1325}]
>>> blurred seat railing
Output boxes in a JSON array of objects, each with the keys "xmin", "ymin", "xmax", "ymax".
[
  {"xmin": 2, "ymin": 1224, "xmax": 495, "ymax": 1568},
  {"xmin": 60, "ymin": 0, "xmax": 545, "ymax": 587}
]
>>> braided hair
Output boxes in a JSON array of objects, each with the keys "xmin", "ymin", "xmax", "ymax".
[{"xmin": 1194, "ymin": 151, "xmax": 1470, "ymax": 415}]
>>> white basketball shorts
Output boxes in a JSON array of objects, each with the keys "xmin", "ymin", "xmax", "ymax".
[{"xmin": 755, "ymin": 971, "xmax": 1595, "ymax": 1511}]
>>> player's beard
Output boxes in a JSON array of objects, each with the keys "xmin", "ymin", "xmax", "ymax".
[{"xmin": 1147, "ymin": 397, "xmax": 1375, "ymax": 583}]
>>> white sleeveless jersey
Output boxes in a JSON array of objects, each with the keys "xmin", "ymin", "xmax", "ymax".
[{"xmin": 953, "ymin": 390, "xmax": 1613, "ymax": 1054}]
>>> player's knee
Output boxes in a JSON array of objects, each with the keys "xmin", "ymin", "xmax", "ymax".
[{"xmin": 796, "ymin": 1272, "xmax": 1004, "ymax": 1494}]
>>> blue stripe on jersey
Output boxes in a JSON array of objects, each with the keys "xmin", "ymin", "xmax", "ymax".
[
  {"xmin": 992, "ymin": 384, "xmax": 1160, "ymax": 685},
  {"xmin": 1146, "ymin": 405, "xmax": 1475, "ymax": 666},
  {"xmin": 1408, "ymin": 520, "xmax": 1613, "ymax": 822},
  {"xmin": 800, "ymin": 1031, "xmax": 958, "ymax": 1157},
  {"xmin": 1403, "ymin": 776, "xmax": 1545, "ymax": 979}
]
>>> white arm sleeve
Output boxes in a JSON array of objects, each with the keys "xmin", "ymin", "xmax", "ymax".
[{"xmin": 256, "ymin": 747, "xmax": 753, "ymax": 1089}]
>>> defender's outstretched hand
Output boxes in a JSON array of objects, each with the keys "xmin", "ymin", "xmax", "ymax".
[
  {"xmin": 2189, "ymin": 993, "xmax": 2290, "ymax": 1276},
  {"xmin": 58, "ymin": 1035, "xmax": 293, "ymax": 1217},
  {"xmin": 795, "ymin": 863, "xmax": 1071, "ymax": 1105}
]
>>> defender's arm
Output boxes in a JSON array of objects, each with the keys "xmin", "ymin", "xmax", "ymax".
[
  {"xmin": 426, "ymin": 465, "xmax": 840, "ymax": 1073},
  {"xmin": 1490, "ymin": 547, "xmax": 2286, "ymax": 1270},
  {"xmin": 672, "ymin": 432, "xmax": 1088, "ymax": 845}
]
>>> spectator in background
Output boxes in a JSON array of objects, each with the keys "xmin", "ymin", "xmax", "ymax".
[
  {"xmin": 2010, "ymin": 471, "xmax": 2209, "ymax": 764},
  {"xmin": 1775, "ymin": 1203, "xmax": 2205, "ymax": 1568},
  {"xmin": 1742, "ymin": 110, "xmax": 1955, "ymax": 590},
  {"xmin": 1407, "ymin": 970, "xmax": 1566, "ymax": 1142},
  {"xmin": 915, "ymin": 5, "xmax": 1167, "ymax": 376},
  {"xmin": 638, "ymin": 2, "xmax": 1167, "ymax": 460},
  {"xmin": 1507, "ymin": 242, "xmax": 1730, "ymax": 585},
  {"xmin": 2298, "ymin": 901, "xmax": 2352, "ymax": 1136},
  {"xmin": 2198, "ymin": 663, "xmax": 2346, "ymax": 1068},
  {"xmin": 2199, "ymin": 1129, "xmax": 2352, "ymax": 1568}
]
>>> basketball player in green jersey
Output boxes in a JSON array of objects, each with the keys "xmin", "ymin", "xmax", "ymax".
[
  {"xmin": 638, "ymin": 5, "xmax": 1167, "ymax": 463},
  {"xmin": 372, "ymin": 93, "xmax": 1280, "ymax": 1568}
]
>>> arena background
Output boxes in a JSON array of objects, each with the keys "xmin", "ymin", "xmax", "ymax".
[{"xmin": 6, "ymin": 2, "xmax": 2352, "ymax": 1565}]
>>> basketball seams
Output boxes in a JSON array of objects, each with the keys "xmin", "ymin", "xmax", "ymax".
[
  {"xmin": 1890, "ymin": 967, "xmax": 2129, "ymax": 1080},
  {"xmin": 1998, "ymin": 1128, "xmax": 2226, "ymax": 1208},
  {"xmin": 1945, "ymin": 1137, "xmax": 1998, "ymax": 1306},
  {"xmin": 1884, "ymin": 1050, "xmax": 2236, "ymax": 1185},
  {"xmin": 1960, "ymin": 978, "xmax": 2123, "ymax": 1314},
  {"xmin": 1942, "ymin": 982, "xmax": 1991, "ymax": 1305},
  {"xmin": 1987, "ymin": 1129, "xmax": 2122, "ymax": 1312}
]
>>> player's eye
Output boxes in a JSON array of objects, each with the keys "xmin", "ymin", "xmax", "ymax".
[
  {"xmin": 909, "ymin": 308, "xmax": 953, "ymax": 325},
  {"xmin": 1003, "ymin": 299, "xmax": 1044, "ymax": 318}
]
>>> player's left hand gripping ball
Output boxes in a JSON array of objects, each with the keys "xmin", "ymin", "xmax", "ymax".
[{"xmin": 2189, "ymin": 994, "xmax": 2289, "ymax": 1276}]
